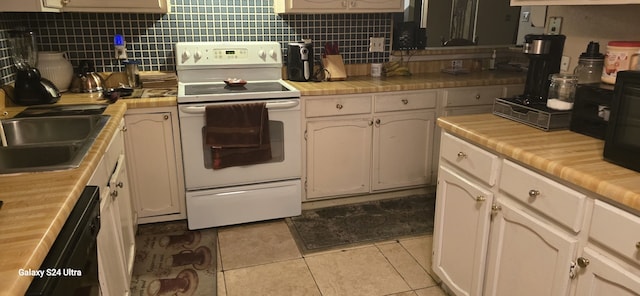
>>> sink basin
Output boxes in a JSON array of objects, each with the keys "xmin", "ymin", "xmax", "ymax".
[
  {"xmin": 0, "ymin": 115, "xmax": 110, "ymax": 174},
  {"xmin": 2, "ymin": 115, "xmax": 108, "ymax": 146}
]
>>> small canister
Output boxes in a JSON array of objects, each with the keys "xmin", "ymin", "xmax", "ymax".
[
  {"xmin": 573, "ymin": 41, "xmax": 604, "ymax": 84},
  {"xmin": 601, "ymin": 41, "xmax": 640, "ymax": 84},
  {"xmin": 547, "ymin": 74, "xmax": 578, "ymax": 110}
]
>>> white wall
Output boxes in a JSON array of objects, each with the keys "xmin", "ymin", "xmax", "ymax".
[{"xmin": 548, "ymin": 5, "xmax": 640, "ymax": 72}]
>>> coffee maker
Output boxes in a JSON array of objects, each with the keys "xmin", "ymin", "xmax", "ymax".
[
  {"xmin": 493, "ymin": 34, "xmax": 572, "ymax": 131},
  {"xmin": 8, "ymin": 29, "xmax": 60, "ymax": 106},
  {"xmin": 521, "ymin": 34, "xmax": 566, "ymax": 103},
  {"xmin": 287, "ymin": 43, "xmax": 313, "ymax": 82}
]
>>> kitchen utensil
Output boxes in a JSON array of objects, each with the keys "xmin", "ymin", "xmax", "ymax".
[
  {"xmin": 70, "ymin": 60, "xmax": 104, "ymax": 93},
  {"xmin": 573, "ymin": 42, "xmax": 604, "ymax": 84},
  {"xmin": 223, "ymin": 78, "xmax": 247, "ymax": 87},
  {"xmin": 8, "ymin": 29, "xmax": 61, "ymax": 106},
  {"xmin": 37, "ymin": 51, "xmax": 74, "ymax": 92}
]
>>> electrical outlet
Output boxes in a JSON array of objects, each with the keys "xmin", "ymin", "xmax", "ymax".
[
  {"xmin": 561, "ymin": 55, "xmax": 571, "ymax": 72},
  {"xmin": 520, "ymin": 11, "xmax": 530, "ymax": 22},
  {"xmin": 546, "ymin": 17, "xmax": 563, "ymax": 35},
  {"xmin": 369, "ymin": 37, "xmax": 385, "ymax": 52}
]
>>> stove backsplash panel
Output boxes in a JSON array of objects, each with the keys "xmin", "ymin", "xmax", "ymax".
[{"xmin": 0, "ymin": 0, "xmax": 392, "ymax": 85}]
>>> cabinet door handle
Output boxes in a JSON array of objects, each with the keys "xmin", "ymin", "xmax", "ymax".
[
  {"xmin": 457, "ymin": 151, "xmax": 467, "ymax": 159},
  {"xmin": 116, "ymin": 181, "xmax": 124, "ymax": 188},
  {"xmin": 110, "ymin": 190, "xmax": 118, "ymax": 200},
  {"xmin": 121, "ymin": 126, "xmax": 128, "ymax": 132},
  {"xmin": 62, "ymin": 0, "xmax": 70, "ymax": 4},
  {"xmin": 375, "ymin": 118, "xmax": 381, "ymax": 126},
  {"xmin": 475, "ymin": 196, "xmax": 486, "ymax": 202},
  {"xmin": 368, "ymin": 120, "xmax": 374, "ymax": 126},
  {"xmin": 401, "ymin": 99, "xmax": 408, "ymax": 105},
  {"xmin": 336, "ymin": 103, "xmax": 343, "ymax": 110},
  {"xmin": 163, "ymin": 114, "xmax": 169, "ymax": 120},
  {"xmin": 528, "ymin": 189, "xmax": 540, "ymax": 198},
  {"xmin": 475, "ymin": 94, "xmax": 481, "ymax": 100}
]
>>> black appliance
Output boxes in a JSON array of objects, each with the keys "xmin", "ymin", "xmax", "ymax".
[
  {"xmin": 569, "ymin": 83, "xmax": 614, "ymax": 140},
  {"xmin": 521, "ymin": 34, "xmax": 566, "ymax": 102},
  {"xmin": 8, "ymin": 29, "xmax": 60, "ymax": 106},
  {"xmin": 287, "ymin": 43, "xmax": 313, "ymax": 82},
  {"xmin": 26, "ymin": 186, "xmax": 101, "ymax": 296},
  {"xmin": 392, "ymin": 21, "xmax": 427, "ymax": 50},
  {"xmin": 603, "ymin": 70, "xmax": 640, "ymax": 173},
  {"xmin": 493, "ymin": 34, "xmax": 570, "ymax": 131}
]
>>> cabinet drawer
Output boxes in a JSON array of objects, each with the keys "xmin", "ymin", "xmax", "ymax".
[
  {"xmin": 590, "ymin": 200, "xmax": 640, "ymax": 265},
  {"xmin": 305, "ymin": 95, "xmax": 372, "ymax": 117},
  {"xmin": 443, "ymin": 86, "xmax": 504, "ymax": 107},
  {"xmin": 440, "ymin": 132, "xmax": 499, "ymax": 186},
  {"xmin": 500, "ymin": 160, "xmax": 587, "ymax": 232},
  {"xmin": 374, "ymin": 90, "xmax": 437, "ymax": 112}
]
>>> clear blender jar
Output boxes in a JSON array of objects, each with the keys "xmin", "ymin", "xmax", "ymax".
[{"xmin": 573, "ymin": 41, "xmax": 604, "ymax": 84}]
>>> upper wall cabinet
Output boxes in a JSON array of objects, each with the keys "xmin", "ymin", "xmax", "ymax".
[
  {"xmin": 274, "ymin": 0, "xmax": 403, "ymax": 13},
  {"xmin": 510, "ymin": 0, "xmax": 640, "ymax": 5},
  {"xmin": 1, "ymin": 0, "xmax": 169, "ymax": 13}
]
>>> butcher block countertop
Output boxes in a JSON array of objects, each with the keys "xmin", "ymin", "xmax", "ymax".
[
  {"xmin": 438, "ymin": 114, "xmax": 640, "ymax": 214},
  {"xmin": 287, "ymin": 71, "xmax": 526, "ymax": 96}
]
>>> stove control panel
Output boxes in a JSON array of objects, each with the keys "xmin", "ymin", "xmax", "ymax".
[{"xmin": 176, "ymin": 42, "xmax": 282, "ymax": 69}]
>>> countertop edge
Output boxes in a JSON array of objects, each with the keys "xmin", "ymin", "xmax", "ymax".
[{"xmin": 437, "ymin": 114, "xmax": 640, "ymax": 214}]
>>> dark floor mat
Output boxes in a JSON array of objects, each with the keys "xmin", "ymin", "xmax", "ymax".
[{"xmin": 286, "ymin": 193, "xmax": 435, "ymax": 254}]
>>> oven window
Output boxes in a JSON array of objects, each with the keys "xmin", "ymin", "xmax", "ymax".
[
  {"xmin": 614, "ymin": 85, "xmax": 640, "ymax": 147},
  {"xmin": 202, "ymin": 120, "xmax": 285, "ymax": 169}
]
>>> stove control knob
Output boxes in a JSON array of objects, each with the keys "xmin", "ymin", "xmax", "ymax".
[
  {"xmin": 193, "ymin": 51, "xmax": 203, "ymax": 62},
  {"xmin": 269, "ymin": 50, "xmax": 278, "ymax": 60},
  {"xmin": 258, "ymin": 49, "xmax": 266, "ymax": 60},
  {"xmin": 181, "ymin": 50, "xmax": 191, "ymax": 63}
]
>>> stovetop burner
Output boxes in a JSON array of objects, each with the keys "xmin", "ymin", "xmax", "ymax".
[{"xmin": 185, "ymin": 82, "xmax": 292, "ymax": 96}]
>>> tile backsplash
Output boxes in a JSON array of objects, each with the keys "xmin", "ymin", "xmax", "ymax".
[{"xmin": 0, "ymin": 0, "xmax": 392, "ymax": 85}]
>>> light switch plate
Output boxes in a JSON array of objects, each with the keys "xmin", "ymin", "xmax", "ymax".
[
  {"xmin": 369, "ymin": 37, "xmax": 385, "ymax": 52},
  {"xmin": 546, "ymin": 17, "xmax": 562, "ymax": 35},
  {"xmin": 561, "ymin": 55, "xmax": 571, "ymax": 72}
]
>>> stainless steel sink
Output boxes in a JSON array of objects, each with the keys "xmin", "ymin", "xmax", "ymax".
[{"xmin": 0, "ymin": 115, "xmax": 110, "ymax": 174}]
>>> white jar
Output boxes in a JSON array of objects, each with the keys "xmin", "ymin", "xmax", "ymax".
[
  {"xmin": 601, "ymin": 41, "xmax": 640, "ymax": 84},
  {"xmin": 37, "ymin": 51, "xmax": 74, "ymax": 92}
]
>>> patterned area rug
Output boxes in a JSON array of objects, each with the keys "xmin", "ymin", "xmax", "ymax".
[
  {"xmin": 286, "ymin": 193, "xmax": 435, "ymax": 254},
  {"xmin": 130, "ymin": 221, "xmax": 217, "ymax": 296}
]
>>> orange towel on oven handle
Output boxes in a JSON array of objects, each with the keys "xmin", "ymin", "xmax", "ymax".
[{"xmin": 204, "ymin": 103, "xmax": 272, "ymax": 169}]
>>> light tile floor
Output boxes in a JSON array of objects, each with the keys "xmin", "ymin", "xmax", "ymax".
[{"xmin": 216, "ymin": 219, "xmax": 446, "ymax": 296}]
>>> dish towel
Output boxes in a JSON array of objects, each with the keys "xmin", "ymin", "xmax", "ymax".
[{"xmin": 204, "ymin": 103, "xmax": 272, "ymax": 169}]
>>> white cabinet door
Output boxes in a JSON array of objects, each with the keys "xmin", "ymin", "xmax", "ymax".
[
  {"xmin": 372, "ymin": 110, "xmax": 434, "ymax": 191},
  {"xmin": 484, "ymin": 199, "xmax": 577, "ymax": 296},
  {"xmin": 306, "ymin": 118, "xmax": 372, "ymax": 199},
  {"xmin": 575, "ymin": 248, "xmax": 640, "ymax": 296},
  {"xmin": 97, "ymin": 188, "xmax": 129, "ymax": 296},
  {"xmin": 62, "ymin": 0, "xmax": 168, "ymax": 12},
  {"xmin": 110, "ymin": 154, "xmax": 136, "ymax": 280},
  {"xmin": 432, "ymin": 165, "xmax": 493, "ymax": 296},
  {"xmin": 124, "ymin": 111, "xmax": 185, "ymax": 222}
]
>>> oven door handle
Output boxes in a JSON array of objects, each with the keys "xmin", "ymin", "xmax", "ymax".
[{"xmin": 180, "ymin": 100, "xmax": 299, "ymax": 114}]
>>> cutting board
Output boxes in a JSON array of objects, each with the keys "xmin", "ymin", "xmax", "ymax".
[{"xmin": 322, "ymin": 55, "xmax": 347, "ymax": 81}]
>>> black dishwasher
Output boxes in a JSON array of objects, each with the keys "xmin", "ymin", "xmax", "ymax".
[{"xmin": 26, "ymin": 186, "xmax": 101, "ymax": 296}]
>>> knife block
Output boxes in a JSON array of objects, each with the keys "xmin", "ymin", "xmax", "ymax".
[{"xmin": 322, "ymin": 55, "xmax": 347, "ymax": 81}]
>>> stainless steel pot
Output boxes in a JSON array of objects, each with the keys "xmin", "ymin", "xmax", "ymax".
[{"xmin": 70, "ymin": 60, "xmax": 104, "ymax": 93}]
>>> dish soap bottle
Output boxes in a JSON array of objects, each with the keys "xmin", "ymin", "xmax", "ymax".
[{"xmin": 489, "ymin": 50, "xmax": 497, "ymax": 70}]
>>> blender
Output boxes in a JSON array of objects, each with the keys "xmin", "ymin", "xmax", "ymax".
[{"xmin": 8, "ymin": 29, "xmax": 60, "ymax": 105}]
